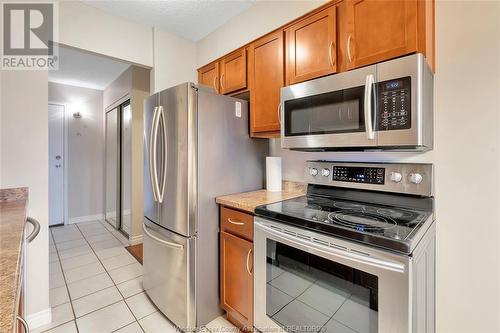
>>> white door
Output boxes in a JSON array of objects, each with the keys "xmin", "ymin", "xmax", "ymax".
[{"xmin": 49, "ymin": 104, "xmax": 65, "ymax": 226}]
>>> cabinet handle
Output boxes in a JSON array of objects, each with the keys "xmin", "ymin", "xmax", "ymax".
[
  {"xmin": 26, "ymin": 217, "xmax": 40, "ymax": 243},
  {"xmin": 220, "ymin": 74, "xmax": 225, "ymax": 90},
  {"xmin": 228, "ymin": 218, "xmax": 244, "ymax": 226},
  {"xmin": 17, "ymin": 316, "xmax": 30, "ymax": 333},
  {"xmin": 213, "ymin": 76, "xmax": 218, "ymax": 92},
  {"xmin": 347, "ymin": 34, "xmax": 353, "ymax": 63},
  {"xmin": 277, "ymin": 102, "xmax": 282, "ymax": 124},
  {"xmin": 328, "ymin": 40, "xmax": 335, "ymax": 67},
  {"xmin": 246, "ymin": 249, "xmax": 253, "ymax": 274}
]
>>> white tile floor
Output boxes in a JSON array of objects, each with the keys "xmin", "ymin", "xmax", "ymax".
[{"xmin": 42, "ymin": 220, "xmax": 238, "ymax": 333}]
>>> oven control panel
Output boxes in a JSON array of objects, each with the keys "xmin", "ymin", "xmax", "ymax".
[
  {"xmin": 332, "ymin": 166, "xmax": 384, "ymax": 184},
  {"xmin": 306, "ymin": 161, "xmax": 434, "ymax": 196},
  {"xmin": 377, "ymin": 76, "xmax": 411, "ymax": 131}
]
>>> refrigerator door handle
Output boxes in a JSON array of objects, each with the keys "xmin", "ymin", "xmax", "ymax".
[
  {"xmin": 157, "ymin": 106, "xmax": 167, "ymax": 204},
  {"xmin": 149, "ymin": 106, "xmax": 160, "ymax": 202},
  {"xmin": 143, "ymin": 224, "xmax": 184, "ymax": 250}
]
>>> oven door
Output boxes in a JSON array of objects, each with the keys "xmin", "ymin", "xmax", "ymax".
[
  {"xmin": 254, "ymin": 217, "xmax": 411, "ymax": 333},
  {"xmin": 280, "ymin": 65, "xmax": 377, "ymax": 150}
]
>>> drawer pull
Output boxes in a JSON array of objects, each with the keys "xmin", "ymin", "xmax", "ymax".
[
  {"xmin": 228, "ymin": 218, "xmax": 245, "ymax": 226},
  {"xmin": 17, "ymin": 316, "xmax": 29, "ymax": 333},
  {"xmin": 246, "ymin": 249, "xmax": 253, "ymax": 274}
]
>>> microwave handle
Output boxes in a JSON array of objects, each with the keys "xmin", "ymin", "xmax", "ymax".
[{"xmin": 364, "ymin": 74, "xmax": 375, "ymax": 140}]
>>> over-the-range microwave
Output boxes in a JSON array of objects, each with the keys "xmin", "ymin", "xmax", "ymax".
[{"xmin": 280, "ymin": 53, "xmax": 433, "ymax": 151}]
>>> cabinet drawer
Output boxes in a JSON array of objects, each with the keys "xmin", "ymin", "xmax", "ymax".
[{"xmin": 221, "ymin": 207, "xmax": 253, "ymax": 241}]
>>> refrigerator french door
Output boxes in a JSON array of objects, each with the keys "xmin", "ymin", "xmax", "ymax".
[
  {"xmin": 143, "ymin": 83, "xmax": 268, "ymax": 331},
  {"xmin": 143, "ymin": 85, "xmax": 195, "ymax": 237},
  {"xmin": 143, "ymin": 85, "xmax": 196, "ymax": 330}
]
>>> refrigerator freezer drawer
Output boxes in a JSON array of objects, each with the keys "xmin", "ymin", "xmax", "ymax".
[{"xmin": 142, "ymin": 219, "xmax": 196, "ymax": 330}]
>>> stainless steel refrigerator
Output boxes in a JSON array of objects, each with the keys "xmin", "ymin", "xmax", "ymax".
[{"xmin": 143, "ymin": 83, "xmax": 268, "ymax": 331}]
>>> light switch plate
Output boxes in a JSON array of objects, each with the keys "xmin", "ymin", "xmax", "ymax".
[{"xmin": 235, "ymin": 102, "xmax": 241, "ymax": 118}]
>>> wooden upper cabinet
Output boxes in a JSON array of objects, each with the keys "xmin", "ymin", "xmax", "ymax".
[
  {"xmin": 249, "ymin": 30, "xmax": 285, "ymax": 135},
  {"xmin": 343, "ymin": 0, "xmax": 420, "ymax": 70},
  {"xmin": 286, "ymin": 6, "xmax": 337, "ymax": 85},
  {"xmin": 198, "ymin": 62, "xmax": 219, "ymax": 93},
  {"xmin": 220, "ymin": 231, "xmax": 253, "ymax": 329},
  {"xmin": 220, "ymin": 48, "xmax": 247, "ymax": 94}
]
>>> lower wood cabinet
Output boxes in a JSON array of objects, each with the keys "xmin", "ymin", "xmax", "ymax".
[
  {"xmin": 220, "ymin": 206, "xmax": 254, "ymax": 330},
  {"xmin": 220, "ymin": 231, "xmax": 253, "ymax": 330}
]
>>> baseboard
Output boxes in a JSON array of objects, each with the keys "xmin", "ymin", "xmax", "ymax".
[
  {"xmin": 129, "ymin": 234, "xmax": 143, "ymax": 245},
  {"xmin": 27, "ymin": 308, "xmax": 52, "ymax": 330},
  {"xmin": 68, "ymin": 214, "xmax": 104, "ymax": 224}
]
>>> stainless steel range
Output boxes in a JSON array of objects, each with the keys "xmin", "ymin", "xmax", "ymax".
[{"xmin": 253, "ymin": 162, "xmax": 435, "ymax": 333}]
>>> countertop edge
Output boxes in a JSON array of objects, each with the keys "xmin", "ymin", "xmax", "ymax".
[
  {"xmin": 215, "ymin": 182, "xmax": 306, "ymax": 214},
  {"xmin": 0, "ymin": 188, "xmax": 29, "ymax": 333}
]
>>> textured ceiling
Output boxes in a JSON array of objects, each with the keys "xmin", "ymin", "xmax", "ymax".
[
  {"xmin": 49, "ymin": 46, "xmax": 130, "ymax": 90},
  {"xmin": 83, "ymin": 0, "xmax": 256, "ymax": 42}
]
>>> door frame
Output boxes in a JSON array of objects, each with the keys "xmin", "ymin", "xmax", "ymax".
[
  {"xmin": 48, "ymin": 103, "xmax": 69, "ymax": 226},
  {"xmin": 104, "ymin": 94, "xmax": 131, "ymax": 236}
]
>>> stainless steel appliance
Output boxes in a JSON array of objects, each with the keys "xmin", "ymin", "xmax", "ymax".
[
  {"xmin": 280, "ymin": 54, "xmax": 433, "ymax": 151},
  {"xmin": 254, "ymin": 162, "xmax": 435, "ymax": 333},
  {"xmin": 143, "ymin": 83, "xmax": 267, "ymax": 331}
]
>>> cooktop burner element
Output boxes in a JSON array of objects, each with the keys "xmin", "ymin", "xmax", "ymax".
[
  {"xmin": 333, "ymin": 201, "xmax": 366, "ymax": 210},
  {"xmin": 255, "ymin": 161, "xmax": 435, "ymax": 254},
  {"xmin": 328, "ymin": 211, "xmax": 397, "ymax": 233}
]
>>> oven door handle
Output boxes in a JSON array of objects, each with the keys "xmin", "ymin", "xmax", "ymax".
[
  {"xmin": 257, "ymin": 222, "xmax": 405, "ymax": 273},
  {"xmin": 364, "ymin": 74, "xmax": 375, "ymax": 140}
]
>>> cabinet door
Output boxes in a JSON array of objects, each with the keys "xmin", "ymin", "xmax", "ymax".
[
  {"xmin": 198, "ymin": 62, "xmax": 219, "ymax": 93},
  {"xmin": 220, "ymin": 231, "xmax": 253, "ymax": 329},
  {"xmin": 286, "ymin": 6, "xmax": 337, "ymax": 84},
  {"xmin": 249, "ymin": 31, "xmax": 285, "ymax": 135},
  {"xmin": 344, "ymin": 0, "xmax": 418, "ymax": 70},
  {"xmin": 220, "ymin": 48, "xmax": 247, "ymax": 94}
]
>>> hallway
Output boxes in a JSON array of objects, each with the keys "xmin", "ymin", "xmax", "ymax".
[{"xmin": 42, "ymin": 221, "xmax": 236, "ymax": 333}]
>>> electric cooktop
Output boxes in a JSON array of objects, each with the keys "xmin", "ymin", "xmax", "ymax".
[{"xmin": 255, "ymin": 193, "xmax": 433, "ymax": 254}]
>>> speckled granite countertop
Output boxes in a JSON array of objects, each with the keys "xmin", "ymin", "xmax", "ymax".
[
  {"xmin": 0, "ymin": 188, "xmax": 28, "ymax": 333},
  {"xmin": 216, "ymin": 181, "xmax": 306, "ymax": 214}
]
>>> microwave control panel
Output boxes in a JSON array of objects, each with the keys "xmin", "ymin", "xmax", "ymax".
[
  {"xmin": 332, "ymin": 166, "xmax": 385, "ymax": 185},
  {"xmin": 377, "ymin": 76, "xmax": 411, "ymax": 131}
]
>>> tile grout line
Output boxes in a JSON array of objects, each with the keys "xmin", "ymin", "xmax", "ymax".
[
  {"xmin": 75, "ymin": 221, "xmax": 146, "ymax": 333},
  {"xmin": 46, "ymin": 226, "xmax": 80, "ymax": 333},
  {"xmin": 47, "ymin": 223, "xmax": 138, "ymax": 331}
]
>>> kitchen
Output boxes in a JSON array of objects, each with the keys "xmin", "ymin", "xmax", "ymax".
[{"xmin": 1, "ymin": 1, "xmax": 499, "ymax": 333}]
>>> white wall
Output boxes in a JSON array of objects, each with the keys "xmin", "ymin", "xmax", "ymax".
[
  {"xmin": 152, "ymin": 27, "xmax": 197, "ymax": 93},
  {"xmin": 196, "ymin": 0, "xmax": 325, "ymax": 67},
  {"xmin": 48, "ymin": 82, "xmax": 105, "ymax": 221},
  {"xmin": 1, "ymin": 71, "xmax": 50, "ymax": 321},
  {"xmin": 58, "ymin": 1, "xmax": 153, "ymax": 67}
]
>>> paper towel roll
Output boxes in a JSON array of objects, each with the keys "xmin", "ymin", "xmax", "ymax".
[{"xmin": 266, "ymin": 157, "xmax": 282, "ymax": 192}]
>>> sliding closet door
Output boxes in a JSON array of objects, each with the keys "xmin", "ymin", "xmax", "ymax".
[
  {"xmin": 121, "ymin": 102, "xmax": 132, "ymax": 236},
  {"xmin": 105, "ymin": 108, "xmax": 120, "ymax": 229}
]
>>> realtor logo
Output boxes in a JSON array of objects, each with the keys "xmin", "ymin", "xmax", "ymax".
[{"xmin": 1, "ymin": 2, "xmax": 58, "ymax": 69}]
